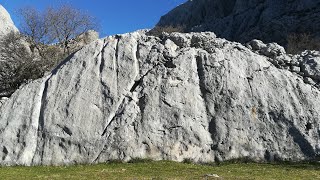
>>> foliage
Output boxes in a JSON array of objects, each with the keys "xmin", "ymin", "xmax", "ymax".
[
  {"xmin": 287, "ymin": 33, "xmax": 320, "ymax": 54},
  {"xmin": 147, "ymin": 25, "xmax": 186, "ymax": 37},
  {"xmin": 0, "ymin": 32, "xmax": 42, "ymax": 97}
]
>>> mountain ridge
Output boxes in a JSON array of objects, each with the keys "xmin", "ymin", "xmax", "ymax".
[{"xmin": 157, "ymin": 0, "xmax": 320, "ymax": 46}]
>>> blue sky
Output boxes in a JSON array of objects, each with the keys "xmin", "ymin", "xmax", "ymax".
[{"xmin": 0, "ymin": 0, "xmax": 187, "ymax": 37}]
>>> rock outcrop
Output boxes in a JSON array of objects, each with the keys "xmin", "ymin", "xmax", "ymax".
[
  {"xmin": 0, "ymin": 30, "xmax": 320, "ymax": 166},
  {"xmin": 157, "ymin": 0, "xmax": 320, "ymax": 45},
  {"xmin": 0, "ymin": 5, "xmax": 18, "ymax": 37}
]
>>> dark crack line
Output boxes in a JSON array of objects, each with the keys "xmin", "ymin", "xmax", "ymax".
[
  {"xmin": 246, "ymin": 76, "xmax": 254, "ymax": 98},
  {"xmin": 99, "ymin": 39, "xmax": 111, "ymax": 111},
  {"xmin": 168, "ymin": 126, "xmax": 182, "ymax": 130},
  {"xmin": 101, "ymin": 63, "xmax": 160, "ymax": 136},
  {"xmin": 57, "ymin": 124, "xmax": 72, "ymax": 136},
  {"xmin": 101, "ymin": 96, "xmax": 127, "ymax": 137},
  {"xmin": 254, "ymin": 66, "xmax": 271, "ymax": 72},
  {"xmin": 91, "ymin": 134, "xmax": 110, "ymax": 164},
  {"xmin": 115, "ymin": 36, "xmax": 121, "ymax": 95},
  {"xmin": 31, "ymin": 75, "xmax": 52, "ymax": 164},
  {"xmin": 130, "ymin": 63, "xmax": 160, "ymax": 92}
]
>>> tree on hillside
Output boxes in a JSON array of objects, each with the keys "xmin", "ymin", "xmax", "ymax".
[
  {"xmin": 46, "ymin": 5, "xmax": 98, "ymax": 54},
  {"xmin": 19, "ymin": 7, "xmax": 50, "ymax": 57},
  {"xmin": 19, "ymin": 5, "xmax": 99, "ymax": 56},
  {"xmin": 0, "ymin": 5, "xmax": 99, "ymax": 97}
]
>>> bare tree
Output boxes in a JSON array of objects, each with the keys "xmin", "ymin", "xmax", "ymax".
[
  {"xmin": 0, "ymin": 5, "xmax": 99, "ymax": 97},
  {"xmin": 19, "ymin": 5, "xmax": 98, "ymax": 55},
  {"xmin": 46, "ymin": 5, "xmax": 98, "ymax": 54},
  {"xmin": 19, "ymin": 7, "xmax": 50, "ymax": 57}
]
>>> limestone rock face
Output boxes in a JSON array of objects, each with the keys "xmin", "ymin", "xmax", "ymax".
[
  {"xmin": 0, "ymin": 5, "xmax": 18, "ymax": 37},
  {"xmin": 0, "ymin": 31, "xmax": 320, "ymax": 166},
  {"xmin": 67, "ymin": 30, "xmax": 100, "ymax": 52},
  {"xmin": 157, "ymin": 0, "xmax": 320, "ymax": 45}
]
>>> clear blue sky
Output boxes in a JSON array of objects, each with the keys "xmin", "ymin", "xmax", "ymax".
[{"xmin": 0, "ymin": 0, "xmax": 187, "ymax": 37}]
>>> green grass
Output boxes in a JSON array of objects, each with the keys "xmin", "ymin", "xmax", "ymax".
[{"xmin": 0, "ymin": 161, "xmax": 320, "ymax": 180}]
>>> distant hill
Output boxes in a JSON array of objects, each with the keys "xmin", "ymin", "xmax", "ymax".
[{"xmin": 157, "ymin": 0, "xmax": 320, "ymax": 46}]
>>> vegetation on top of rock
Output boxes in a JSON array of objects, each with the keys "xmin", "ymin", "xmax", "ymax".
[
  {"xmin": 0, "ymin": 4, "xmax": 99, "ymax": 97},
  {"xmin": 287, "ymin": 33, "xmax": 320, "ymax": 54},
  {"xmin": 146, "ymin": 25, "xmax": 185, "ymax": 37},
  {"xmin": 19, "ymin": 5, "xmax": 99, "ymax": 55}
]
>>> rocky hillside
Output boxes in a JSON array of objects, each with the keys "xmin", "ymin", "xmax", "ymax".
[
  {"xmin": 157, "ymin": 0, "xmax": 320, "ymax": 46},
  {"xmin": 0, "ymin": 30, "xmax": 320, "ymax": 166}
]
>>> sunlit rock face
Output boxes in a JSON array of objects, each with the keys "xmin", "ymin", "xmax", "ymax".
[
  {"xmin": 0, "ymin": 5, "xmax": 18, "ymax": 37},
  {"xmin": 0, "ymin": 30, "xmax": 320, "ymax": 166},
  {"xmin": 157, "ymin": 0, "xmax": 320, "ymax": 45}
]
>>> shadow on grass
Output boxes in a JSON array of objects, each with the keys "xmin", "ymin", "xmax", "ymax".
[
  {"xmin": 127, "ymin": 158, "xmax": 153, "ymax": 163},
  {"xmin": 201, "ymin": 157, "xmax": 320, "ymax": 171}
]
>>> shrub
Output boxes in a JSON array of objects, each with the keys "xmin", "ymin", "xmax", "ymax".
[
  {"xmin": 127, "ymin": 158, "xmax": 153, "ymax": 163},
  {"xmin": 0, "ymin": 32, "xmax": 42, "ymax": 97},
  {"xmin": 286, "ymin": 33, "xmax": 320, "ymax": 54},
  {"xmin": 182, "ymin": 158, "xmax": 194, "ymax": 164},
  {"xmin": 147, "ymin": 25, "xmax": 186, "ymax": 37}
]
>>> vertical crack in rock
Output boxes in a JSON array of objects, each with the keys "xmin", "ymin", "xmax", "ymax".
[
  {"xmin": 99, "ymin": 36, "xmax": 122, "ymax": 135},
  {"xmin": 246, "ymin": 75, "xmax": 254, "ymax": 97},
  {"xmin": 98, "ymin": 39, "xmax": 110, "ymax": 118},
  {"xmin": 195, "ymin": 56, "xmax": 209, "ymax": 106},
  {"xmin": 25, "ymin": 74, "xmax": 52, "ymax": 165},
  {"xmin": 2, "ymin": 146, "xmax": 8, "ymax": 161},
  {"xmin": 115, "ymin": 36, "xmax": 121, "ymax": 95},
  {"xmin": 195, "ymin": 55, "xmax": 217, "ymax": 143},
  {"xmin": 95, "ymin": 40, "xmax": 158, "ymax": 162},
  {"xmin": 129, "ymin": 41, "xmax": 141, "ymax": 92},
  {"xmin": 29, "ymin": 52, "xmax": 76, "ymax": 165}
]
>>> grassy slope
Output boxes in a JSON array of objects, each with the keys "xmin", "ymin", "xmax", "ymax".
[{"xmin": 0, "ymin": 161, "xmax": 319, "ymax": 180}]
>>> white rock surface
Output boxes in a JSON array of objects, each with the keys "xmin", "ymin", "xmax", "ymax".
[
  {"xmin": 0, "ymin": 5, "xmax": 18, "ymax": 37},
  {"xmin": 0, "ymin": 31, "xmax": 320, "ymax": 166}
]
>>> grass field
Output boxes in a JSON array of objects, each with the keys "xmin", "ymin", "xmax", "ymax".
[{"xmin": 0, "ymin": 160, "xmax": 319, "ymax": 180}]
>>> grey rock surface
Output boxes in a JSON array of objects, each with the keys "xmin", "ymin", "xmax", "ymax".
[
  {"xmin": 1, "ymin": 31, "xmax": 320, "ymax": 166},
  {"xmin": 157, "ymin": 0, "xmax": 320, "ymax": 45},
  {"xmin": 0, "ymin": 5, "xmax": 18, "ymax": 38}
]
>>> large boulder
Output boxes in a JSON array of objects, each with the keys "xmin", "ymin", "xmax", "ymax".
[
  {"xmin": 157, "ymin": 0, "xmax": 320, "ymax": 46},
  {"xmin": 0, "ymin": 5, "xmax": 18, "ymax": 38},
  {"xmin": 0, "ymin": 31, "xmax": 320, "ymax": 166}
]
